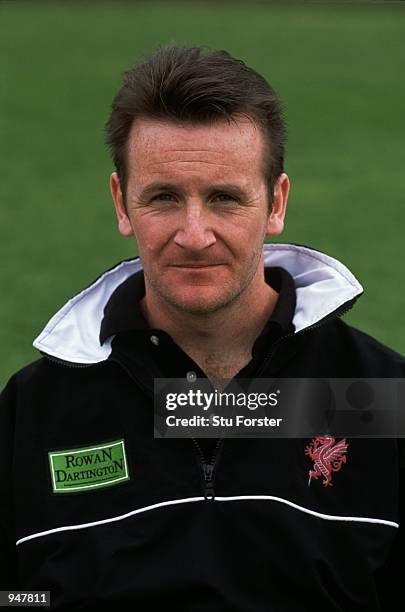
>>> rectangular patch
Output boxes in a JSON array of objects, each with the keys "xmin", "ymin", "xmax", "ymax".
[{"xmin": 48, "ymin": 439, "xmax": 129, "ymax": 493}]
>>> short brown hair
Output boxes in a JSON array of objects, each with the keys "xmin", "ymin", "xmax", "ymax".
[{"xmin": 104, "ymin": 43, "xmax": 286, "ymax": 209}]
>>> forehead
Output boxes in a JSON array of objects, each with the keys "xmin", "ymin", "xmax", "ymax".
[{"xmin": 126, "ymin": 116, "xmax": 265, "ymax": 185}]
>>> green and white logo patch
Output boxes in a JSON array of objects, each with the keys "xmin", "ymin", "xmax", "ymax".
[{"xmin": 48, "ymin": 439, "xmax": 130, "ymax": 493}]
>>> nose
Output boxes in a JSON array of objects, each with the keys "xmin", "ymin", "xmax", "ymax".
[{"xmin": 174, "ymin": 202, "xmax": 216, "ymax": 251}]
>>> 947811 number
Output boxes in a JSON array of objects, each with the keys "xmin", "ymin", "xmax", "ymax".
[{"xmin": 0, "ymin": 592, "xmax": 50, "ymax": 607}]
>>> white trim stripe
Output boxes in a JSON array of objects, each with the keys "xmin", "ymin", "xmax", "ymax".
[
  {"xmin": 16, "ymin": 494, "xmax": 398, "ymax": 546},
  {"xmin": 214, "ymin": 496, "xmax": 399, "ymax": 528},
  {"xmin": 16, "ymin": 497, "xmax": 205, "ymax": 546}
]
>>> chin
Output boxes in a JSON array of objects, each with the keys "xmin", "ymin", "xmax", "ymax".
[{"xmin": 166, "ymin": 287, "xmax": 237, "ymax": 315}]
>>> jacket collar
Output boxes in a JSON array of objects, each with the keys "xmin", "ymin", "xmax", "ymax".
[{"xmin": 33, "ymin": 243, "xmax": 363, "ymax": 364}]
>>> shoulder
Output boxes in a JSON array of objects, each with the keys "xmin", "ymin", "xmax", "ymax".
[
  {"xmin": 2, "ymin": 356, "xmax": 67, "ymax": 391},
  {"xmin": 332, "ymin": 319, "xmax": 402, "ymax": 354},
  {"xmin": 1, "ymin": 358, "xmax": 47, "ymax": 399},
  {"xmin": 1, "ymin": 356, "xmax": 118, "ymax": 404},
  {"xmin": 299, "ymin": 318, "xmax": 405, "ymax": 377}
]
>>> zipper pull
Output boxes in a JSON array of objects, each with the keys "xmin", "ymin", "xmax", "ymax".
[{"xmin": 203, "ymin": 463, "xmax": 215, "ymax": 501}]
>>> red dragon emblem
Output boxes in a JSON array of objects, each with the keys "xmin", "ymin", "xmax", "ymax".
[{"xmin": 305, "ymin": 436, "xmax": 349, "ymax": 487}]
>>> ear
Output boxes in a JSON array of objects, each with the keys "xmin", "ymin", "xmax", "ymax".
[
  {"xmin": 265, "ymin": 173, "xmax": 290, "ymax": 237},
  {"xmin": 110, "ymin": 172, "xmax": 134, "ymax": 237}
]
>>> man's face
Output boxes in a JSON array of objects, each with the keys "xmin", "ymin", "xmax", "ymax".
[{"xmin": 110, "ymin": 116, "xmax": 289, "ymax": 315}]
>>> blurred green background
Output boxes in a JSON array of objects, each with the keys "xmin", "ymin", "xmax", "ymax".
[{"xmin": 1, "ymin": 0, "xmax": 404, "ymax": 388}]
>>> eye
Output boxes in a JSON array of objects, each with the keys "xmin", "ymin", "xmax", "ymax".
[
  {"xmin": 152, "ymin": 193, "xmax": 176, "ymax": 202},
  {"xmin": 214, "ymin": 193, "xmax": 238, "ymax": 203}
]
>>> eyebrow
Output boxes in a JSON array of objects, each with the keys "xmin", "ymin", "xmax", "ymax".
[{"xmin": 137, "ymin": 182, "xmax": 249, "ymax": 201}]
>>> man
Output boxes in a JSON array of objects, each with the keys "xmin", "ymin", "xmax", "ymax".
[{"xmin": 0, "ymin": 44, "xmax": 403, "ymax": 611}]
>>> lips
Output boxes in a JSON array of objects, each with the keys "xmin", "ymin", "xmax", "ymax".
[{"xmin": 170, "ymin": 263, "xmax": 224, "ymax": 268}]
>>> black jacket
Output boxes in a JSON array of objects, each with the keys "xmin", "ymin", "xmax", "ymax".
[{"xmin": 1, "ymin": 243, "xmax": 404, "ymax": 611}]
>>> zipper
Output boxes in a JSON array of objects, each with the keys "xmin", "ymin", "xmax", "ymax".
[
  {"xmin": 191, "ymin": 437, "xmax": 223, "ymax": 501},
  {"xmin": 40, "ymin": 352, "xmax": 96, "ymax": 369}
]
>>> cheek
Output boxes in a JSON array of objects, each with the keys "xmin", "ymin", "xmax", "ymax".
[
  {"xmin": 133, "ymin": 217, "xmax": 174, "ymax": 254},
  {"xmin": 228, "ymin": 216, "xmax": 268, "ymax": 244}
]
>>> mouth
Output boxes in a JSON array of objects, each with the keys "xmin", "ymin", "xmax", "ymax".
[{"xmin": 170, "ymin": 264, "xmax": 225, "ymax": 269}]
